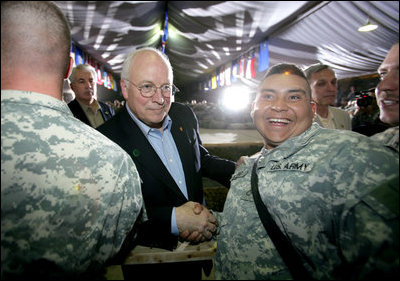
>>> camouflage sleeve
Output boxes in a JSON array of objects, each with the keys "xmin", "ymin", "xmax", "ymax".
[
  {"xmin": 93, "ymin": 154, "xmax": 143, "ymax": 261},
  {"xmin": 370, "ymin": 127, "xmax": 399, "ymax": 152},
  {"xmin": 213, "ymin": 155, "xmax": 255, "ymax": 235},
  {"xmin": 338, "ymin": 174, "xmax": 399, "ymax": 279}
]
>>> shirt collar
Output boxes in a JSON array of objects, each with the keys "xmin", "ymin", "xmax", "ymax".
[
  {"xmin": 259, "ymin": 123, "xmax": 320, "ymax": 163},
  {"xmin": 76, "ymin": 98, "xmax": 101, "ymax": 112},
  {"xmin": 1, "ymin": 89, "xmax": 72, "ymax": 116},
  {"xmin": 316, "ymin": 106, "xmax": 334, "ymax": 121}
]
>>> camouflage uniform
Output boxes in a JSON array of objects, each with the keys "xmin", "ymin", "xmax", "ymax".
[
  {"xmin": 215, "ymin": 123, "xmax": 399, "ymax": 279},
  {"xmin": 1, "ymin": 90, "xmax": 143, "ymax": 278},
  {"xmin": 370, "ymin": 126, "xmax": 399, "ymax": 152}
]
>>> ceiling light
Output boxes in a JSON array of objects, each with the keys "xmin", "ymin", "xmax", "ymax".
[{"xmin": 358, "ymin": 20, "xmax": 378, "ymax": 32}]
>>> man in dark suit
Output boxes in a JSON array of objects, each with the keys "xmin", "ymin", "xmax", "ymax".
[
  {"xmin": 68, "ymin": 64, "xmax": 114, "ymax": 128},
  {"xmin": 97, "ymin": 47, "xmax": 236, "ymax": 252}
]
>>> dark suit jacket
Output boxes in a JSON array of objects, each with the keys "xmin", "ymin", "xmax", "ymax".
[
  {"xmin": 68, "ymin": 99, "xmax": 115, "ymax": 127},
  {"xmin": 97, "ymin": 102, "xmax": 235, "ymax": 249}
]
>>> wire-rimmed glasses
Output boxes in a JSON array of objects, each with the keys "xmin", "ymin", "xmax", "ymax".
[{"xmin": 125, "ymin": 79, "xmax": 179, "ymax": 98}]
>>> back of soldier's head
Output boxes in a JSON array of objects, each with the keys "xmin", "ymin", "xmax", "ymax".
[{"xmin": 1, "ymin": 1, "xmax": 71, "ymax": 80}]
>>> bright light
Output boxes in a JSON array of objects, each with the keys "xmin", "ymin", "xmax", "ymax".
[
  {"xmin": 221, "ymin": 86, "xmax": 251, "ymax": 111},
  {"xmin": 358, "ymin": 21, "xmax": 378, "ymax": 32}
]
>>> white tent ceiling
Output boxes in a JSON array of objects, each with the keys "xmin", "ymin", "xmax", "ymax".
[{"xmin": 55, "ymin": 1, "xmax": 399, "ymax": 93}]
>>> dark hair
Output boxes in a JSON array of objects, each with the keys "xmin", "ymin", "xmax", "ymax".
[
  {"xmin": 264, "ymin": 63, "xmax": 308, "ymax": 80},
  {"xmin": 261, "ymin": 63, "xmax": 311, "ymax": 97}
]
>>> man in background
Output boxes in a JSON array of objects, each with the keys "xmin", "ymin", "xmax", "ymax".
[
  {"xmin": 371, "ymin": 42, "xmax": 399, "ymax": 152},
  {"xmin": 304, "ymin": 64, "xmax": 352, "ymax": 130},
  {"xmin": 68, "ymin": 64, "xmax": 115, "ymax": 128}
]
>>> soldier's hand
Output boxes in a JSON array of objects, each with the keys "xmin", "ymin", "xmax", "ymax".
[
  {"xmin": 176, "ymin": 201, "xmax": 218, "ymax": 242},
  {"xmin": 236, "ymin": 156, "xmax": 246, "ymax": 168}
]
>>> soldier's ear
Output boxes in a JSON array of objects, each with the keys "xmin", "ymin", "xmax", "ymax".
[
  {"xmin": 64, "ymin": 56, "xmax": 73, "ymax": 79},
  {"xmin": 310, "ymin": 100, "xmax": 316, "ymax": 115}
]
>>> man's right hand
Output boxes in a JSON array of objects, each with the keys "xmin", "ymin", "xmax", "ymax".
[{"xmin": 176, "ymin": 201, "xmax": 218, "ymax": 243}]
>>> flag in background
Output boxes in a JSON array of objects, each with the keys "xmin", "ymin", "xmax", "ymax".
[
  {"xmin": 106, "ymin": 74, "xmax": 111, "ymax": 89},
  {"xmin": 231, "ymin": 60, "xmax": 238, "ymax": 83},
  {"xmin": 211, "ymin": 73, "xmax": 217, "ymax": 89},
  {"xmin": 246, "ymin": 52, "xmax": 255, "ymax": 79},
  {"xmin": 161, "ymin": 9, "xmax": 168, "ymax": 53},
  {"xmin": 251, "ymin": 51, "xmax": 256, "ymax": 78},
  {"xmin": 112, "ymin": 76, "xmax": 118, "ymax": 92},
  {"xmin": 219, "ymin": 66, "xmax": 225, "ymax": 87},
  {"xmin": 239, "ymin": 57, "xmax": 245, "ymax": 77},
  {"xmin": 258, "ymin": 39, "xmax": 269, "ymax": 72},
  {"xmin": 96, "ymin": 64, "xmax": 103, "ymax": 85},
  {"xmin": 75, "ymin": 46, "xmax": 84, "ymax": 66},
  {"xmin": 225, "ymin": 63, "xmax": 231, "ymax": 86},
  {"xmin": 102, "ymin": 71, "xmax": 108, "ymax": 87}
]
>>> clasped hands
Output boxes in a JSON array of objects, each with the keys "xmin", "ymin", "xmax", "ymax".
[{"xmin": 175, "ymin": 201, "xmax": 218, "ymax": 243}]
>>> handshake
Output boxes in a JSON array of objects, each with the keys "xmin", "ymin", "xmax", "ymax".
[{"xmin": 176, "ymin": 201, "xmax": 218, "ymax": 243}]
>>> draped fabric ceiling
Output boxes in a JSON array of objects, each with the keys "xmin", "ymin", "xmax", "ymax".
[{"xmin": 55, "ymin": 1, "xmax": 399, "ymax": 97}]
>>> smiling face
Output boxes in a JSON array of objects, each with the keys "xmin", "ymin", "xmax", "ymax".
[
  {"xmin": 121, "ymin": 50, "xmax": 172, "ymax": 129},
  {"xmin": 376, "ymin": 43, "xmax": 399, "ymax": 126},
  {"xmin": 251, "ymin": 73, "xmax": 314, "ymax": 150}
]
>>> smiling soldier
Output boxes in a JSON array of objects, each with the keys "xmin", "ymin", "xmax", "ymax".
[{"xmin": 214, "ymin": 63, "xmax": 399, "ymax": 280}]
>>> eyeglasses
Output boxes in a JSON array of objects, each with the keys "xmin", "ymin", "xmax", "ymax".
[{"xmin": 125, "ymin": 79, "xmax": 179, "ymax": 98}]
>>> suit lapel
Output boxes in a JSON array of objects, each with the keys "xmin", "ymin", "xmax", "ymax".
[
  {"xmin": 119, "ymin": 108, "xmax": 187, "ymax": 201},
  {"xmin": 69, "ymin": 99, "xmax": 91, "ymax": 126},
  {"xmin": 99, "ymin": 102, "xmax": 111, "ymax": 122},
  {"xmin": 330, "ymin": 107, "xmax": 348, "ymax": 130}
]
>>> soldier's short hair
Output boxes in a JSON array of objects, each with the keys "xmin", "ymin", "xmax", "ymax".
[
  {"xmin": 1, "ymin": 1, "xmax": 71, "ymax": 79},
  {"xmin": 261, "ymin": 63, "xmax": 311, "ymax": 98}
]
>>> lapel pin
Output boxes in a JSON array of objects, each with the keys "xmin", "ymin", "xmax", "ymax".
[
  {"xmin": 179, "ymin": 126, "xmax": 183, "ymax": 132},
  {"xmin": 132, "ymin": 148, "xmax": 140, "ymax": 157}
]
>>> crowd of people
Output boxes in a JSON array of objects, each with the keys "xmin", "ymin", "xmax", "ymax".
[{"xmin": 1, "ymin": 1, "xmax": 398, "ymax": 280}]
